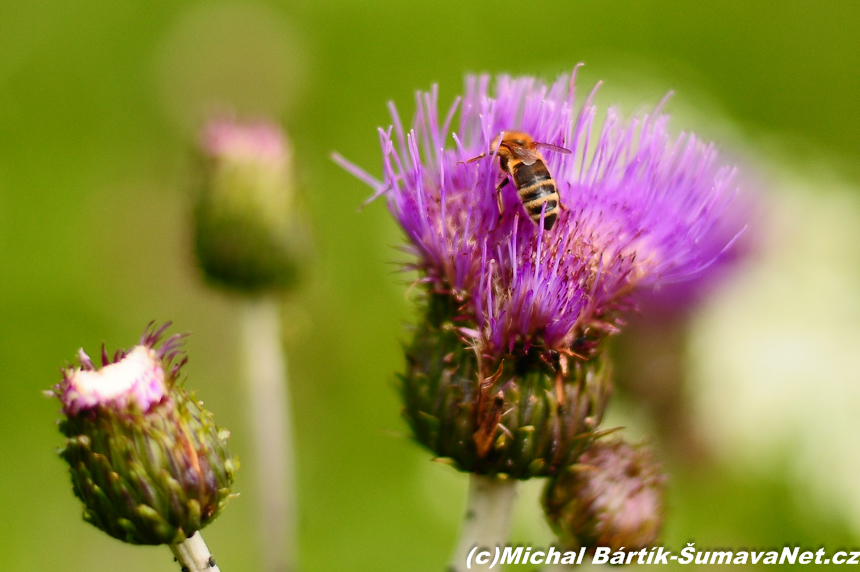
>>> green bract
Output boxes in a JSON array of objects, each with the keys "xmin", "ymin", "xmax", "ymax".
[
  {"xmin": 400, "ymin": 295, "xmax": 612, "ymax": 478},
  {"xmin": 59, "ymin": 387, "xmax": 236, "ymax": 545}
]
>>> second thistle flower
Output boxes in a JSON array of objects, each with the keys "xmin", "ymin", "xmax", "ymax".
[{"xmin": 51, "ymin": 324, "xmax": 237, "ymax": 545}]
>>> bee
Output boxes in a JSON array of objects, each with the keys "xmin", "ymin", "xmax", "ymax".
[{"xmin": 466, "ymin": 131, "xmax": 571, "ymax": 230}]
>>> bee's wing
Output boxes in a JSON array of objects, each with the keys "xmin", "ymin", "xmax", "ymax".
[
  {"xmin": 534, "ymin": 142, "xmax": 572, "ymax": 155},
  {"xmin": 507, "ymin": 144, "xmax": 541, "ymax": 165}
]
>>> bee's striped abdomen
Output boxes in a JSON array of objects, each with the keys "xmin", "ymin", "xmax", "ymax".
[
  {"xmin": 512, "ymin": 161, "xmax": 552, "ymax": 188},
  {"xmin": 489, "ymin": 133, "xmax": 567, "ymax": 231},
  {"xmin": 512, "ymin": 160, "xmax": 560, "ymax": 230}
]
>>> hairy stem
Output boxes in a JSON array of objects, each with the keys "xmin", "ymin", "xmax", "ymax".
[
  {"xmin": 170, "ymin": 532, "xmax": 220, "ymax": 572},
  {"xmin": 242, "ymin": 297, "xmax": 297, "ymax": 572},
  {"xmin": 449, "ymin": 474, "xmax": 518, "ymax": 572}
]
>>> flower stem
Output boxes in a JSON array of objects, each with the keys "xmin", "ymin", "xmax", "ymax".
[
  {"xmin": 170, "ymin": 532, "xmax": 220, "ymax": 572},
  {"xmin": 449, "ymin": 474, "xmax": 518, "ymax": 572},
  {"xmin": 242, "ymin": 297, "xmax": 297, "ymax": 572}
]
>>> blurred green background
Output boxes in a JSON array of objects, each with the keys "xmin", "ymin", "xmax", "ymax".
[{"xmin": 2, "ymin": 1, "xmax": 860, "ymax": 570}]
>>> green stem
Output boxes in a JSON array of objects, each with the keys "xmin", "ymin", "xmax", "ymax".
[
  {"xmin": 170, "ymin": 532, "xmax": 220, "ymax": 572},
  {"xmin": 448, "ymin": 474, "xmax": 518, "ymax": 572},
  {"xmin": 242, "ymin": 297, "xmax": 297, "ymax": 572}
]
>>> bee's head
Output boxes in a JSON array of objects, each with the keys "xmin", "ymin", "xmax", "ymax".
[{"xmin": 492, "ymin": 131, "xmax": 534, "ymax": 150}]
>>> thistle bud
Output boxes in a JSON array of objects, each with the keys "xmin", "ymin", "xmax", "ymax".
[
  {"xmin": 401, "ymin": 294, "xmax": 612, "ymax": 478},
  {"xmin": 542, "ymin": 439, "xmax": 666, "ymax": 552},
  {"xmin": 194, "ymin": 118, "xmax": 305, "ymax": 292},
  {"xmin": 50, "ymin": 323, "xmax": 238, "ymax": 545}
]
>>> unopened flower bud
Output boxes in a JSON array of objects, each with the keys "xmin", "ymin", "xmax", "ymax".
[
  {"xmin": 542, "ymin": 439, "xmax": 665, "ymax": 552},
  {"xmin": 194, "ymin": 118, "xmax": 306, "ymax": 292},
  {"xmin": 50, "ymin": 323, "xmax": 238, "ymax": 545}
]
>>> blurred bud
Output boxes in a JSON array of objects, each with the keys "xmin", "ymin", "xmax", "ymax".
[
  {"xmin": 542, "ymin": 439, "xmax": 665, "ymax": 552},
  {"xmin": 401, "ymin": 294, "xmax": 612, "ymax": 478},
  {"xmin": 50, "ymin": 323, "xmax": 238, "ymax": 545},
  {"xmin": 194, "ymin": 118, "xmax": 307, "ymax": 292}
]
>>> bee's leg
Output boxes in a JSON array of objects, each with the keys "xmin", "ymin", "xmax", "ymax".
[
  {"xmin": 460, "ymin": 151, "xmax": 487, "ymax": 165},
  {"xmin": 495, "ymin": 178, "xmax": 509, "ymax": 223},
  {"xmin": 489, "ymin": 177, "xmax": 509, "ymax": 232}
]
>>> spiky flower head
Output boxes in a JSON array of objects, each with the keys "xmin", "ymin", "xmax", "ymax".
[
  {"xmin": 50, "ymin": 323, "xmax": 237, "ymax": 545},
  {"xmin": 336, "ymin": 69, "xmax": 741, "ymax": 476},
  {"xmin": 338, "ymin": 68, "xmax": 740, "ymax": 357},
  {"xmin": 634, "ymin": 185, "xmax": 755, "ymax": 318},
  {"xmin": 194, "ymin": 117, "xmax": 306, "ymax": 292},
  {"xmin": 542, "ymin": 439, "xmax": 666, "ymax": 552}
]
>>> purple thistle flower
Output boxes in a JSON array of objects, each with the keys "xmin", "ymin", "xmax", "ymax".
[
  {"xmin": 336, "ymin": 69, "xmax": 741, "ymax": 359},
  {"xmin": 632, "ymin": 185, "xmax": 756, "ymax": 316}
]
